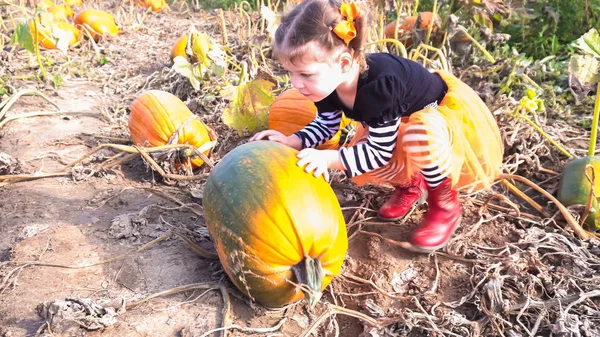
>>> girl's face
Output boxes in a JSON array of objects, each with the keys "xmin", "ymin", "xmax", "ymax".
[{"xmin": 281, "ymin": 46, "xmax": 349, "ymax": 102}]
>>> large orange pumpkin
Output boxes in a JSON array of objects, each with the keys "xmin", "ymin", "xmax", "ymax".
[
  {"xmin": 384, "ymin": 12, "xmax": 442, "ymax": 47},
  {"xmin": 268, "ymin": 89, "xmax": 354, "ymax": 150},
  {"xmin": 203, "ymin": 140, "xmax": 348, "ymax": 308},
  {"xmin": 128, "ymin": 90, "xmax": 217, "ymax": 169},
  {"xmin": 74, "ymin": 9, "xmax": 119, "ymax": 41}
]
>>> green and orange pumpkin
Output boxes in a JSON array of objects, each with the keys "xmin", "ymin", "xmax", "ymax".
[
  {"xmin": 202, "ymin": 141, "xmax": 348, "ymax": 307},
  {"xmin": 268, "ymin": 89, "xmax": 355, "ymax": 150},
  {"xmin": 128, "ymin": 90, "xmax": 217, "ymax": 169}
]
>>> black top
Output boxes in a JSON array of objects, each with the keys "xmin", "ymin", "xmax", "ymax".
[{"xmin": 315, "ymin": 53, "xmax": 448, "ymax": 127}]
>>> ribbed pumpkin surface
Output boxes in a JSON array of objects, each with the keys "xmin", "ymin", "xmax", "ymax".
[
  {"xmin": 203, "ymin": 141, "xmax": 348, "ymax": 307},
  {"xmin": 268, "ymin": 89, "xmax": 354, "ymax": 150},
  {"xmin": 128, "ymin": 90, "xmax": 215, "ymax": 168}
]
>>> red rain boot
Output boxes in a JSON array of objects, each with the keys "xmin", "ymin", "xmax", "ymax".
[
  {"xmin": 378, "ymin": 174, "xmax": 427, "ymax": 221},
  {"xmin": 410, "ymin": 178, "xmax": 462, "ymax": 251}
]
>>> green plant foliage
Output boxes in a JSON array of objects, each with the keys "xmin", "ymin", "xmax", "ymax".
[
  {"xmin": 220, "ymin": 79, "xmax": 275, "ymax": 135},
  {"xmin": 10, "ymin": 21, "xmax": 35, "ymax": 53},
  {"xmin": 499, "ymin": 0, "xmax": 599, "ymax": 59}
]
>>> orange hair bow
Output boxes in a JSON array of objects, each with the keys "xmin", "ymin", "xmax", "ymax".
[{"xmin": 333, "ymin": 1, "xmax": 360, "ymax": 45}]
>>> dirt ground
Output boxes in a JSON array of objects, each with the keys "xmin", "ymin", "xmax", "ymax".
[{"xmin": 1, "ymin": 2, "xmax": 599, "ymax": 337}]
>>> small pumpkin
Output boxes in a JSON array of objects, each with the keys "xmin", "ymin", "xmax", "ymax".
[
  {"xmin": 384, "ymin": 11, "xmax": 442, "ymax": 47},
  {"xmin": 28, "ymin": 13, "xmax": 56, "ymax": 49},
  {"xmin": 128, "ymin": 90, "xmax": 217, "ymax": 169},
  {"xmin": 136, "ymin": 0, "xmax": 166, "ymax": 12},
  {"xmin": 557, "ymin": 156, "xmax": 600, "ymax": 229},
  {"xmin": 170, "ymin": 34, "xmax": 188, "ymax": 62},
  {"xmin": 29, "ymin": 14, "xmax": 79, "ymax": 49},
  {"xmin": 50, "ymin": 4, "xmax": 74, "ymax": 22},
  {"xmin": 74, "ymin": 9, "xmax": 119, "ymax": 41},
  {"xmin": 203, "ymin": 140, "xmax": 348, "ymax": 308},
  {"xmin": 268, "ymin": 89, "xmax": 355, "ymax": 150}
]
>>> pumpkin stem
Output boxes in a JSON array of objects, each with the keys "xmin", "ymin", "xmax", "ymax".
[{"xmin": 291, "ymin": 256, "xmax": 323, "ymax": 308}]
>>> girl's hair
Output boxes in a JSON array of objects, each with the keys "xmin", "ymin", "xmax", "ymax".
[{"xmin": 273, "ymin": 0, "xmax": 370, "ymax": 71}]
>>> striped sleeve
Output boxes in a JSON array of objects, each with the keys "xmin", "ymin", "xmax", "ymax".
[
  {"xmin": 294, "ymin": 110, "xmax": 343, "ymax": 149},
  {"xmin": 339, "ymin": 117, "xmax": 401, "ymax": 177}
]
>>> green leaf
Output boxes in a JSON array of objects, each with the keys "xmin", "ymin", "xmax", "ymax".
[
  {"xmin": 51, "ymin": 73, "xmax": 63, "ymax": 88},
  {"xmin": 172, "ymin": 56, "xmax": 202, "ymax": 90},
  {"xmin": 189, "ymin": 30, "xmax": 212, "ymax": 67},
  {"xmin": 221, "ymin": 79, "xmax": 276, "ymax": 135},
  {"xmin": 573, "ymin": 28, "xmax": 600, "ymax": 57},
  {"xmin": 569, "ymin": 54, "xmax": 600, "ymax": 87},
  {"xmin": 11, "ymin": 21, "xmax": 35, "ymax": 53}
]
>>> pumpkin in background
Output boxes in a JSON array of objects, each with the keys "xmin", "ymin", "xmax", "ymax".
[
  {"xmin": 203, "ymin": 141, "xmax": 348, "ymax": 308},
  {"xmin": 74, "ymin": 9, "xmax": 118, "ymax": 41},
  {"xmin": 50, "ymin": 4, "xmax": 74, "ymax": 22},
  {"xmin": 136, "ymin": 0, "xmax": 166, "ymax": 12},
  {"xmin": 29, "ymin": 14, "xmax": 79, "ymax": 49},
  {"xmin": 170, "ymin": 34, "xmax": 188, "ymax": 62},
  {"xmin": 28, "ymin": 13, "xmax": 57, "ymax": 49},
  {"xmin": 268, "ymin": 89, "xmax": 355, "ymax": 150},
  {"xmin": 384, "ymin": 12, "xmax": 442, "ymax": 47},
  {"xmin": 128, "ymin": 90, "xmax": 217, "ymax": 169},
  {"xmin": 62, "ymin": 0, "xmax": 82, "ymax": 6},
  {"xmin": 33, "ymin": 0, "xmax": 54, "ymax": 9}
]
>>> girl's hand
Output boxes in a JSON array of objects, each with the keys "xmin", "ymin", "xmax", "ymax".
[
  {"xmin": 249, "ymin": 130, "xmax": 288, "ymax": 144},
  {"xmin": 296, "ymin": 148, "xmax": 331, "ymax": 181}
]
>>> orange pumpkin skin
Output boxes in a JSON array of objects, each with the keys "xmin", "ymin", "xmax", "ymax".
[
  {"xmin": 29, "ymin": 14, "xmax": 79, "ymax": 49},
  {"xmin": 34, "ymin": 0, "xmax": 54, "ymax": 9},
  {"xmin": 50, "ymin": 4, "xmax": 74, "ymax": 22},
  {"xmin": 74, "ymin": 10, "xmax": 119, "ymax": 41},
  {"xmin": 384, "ymin": 12, "xmax": 441, "ymax": 46},
  {"xmin": 56, "ymin": 21, "xmax": 80, "ymax": 46},
  {"xmin": 203, "ymin": 141, "xmax": 348, "ymax": 307},
  {"xmin": 128, "ymin": 90, "xmax": 216, "ymax": 168},
  {"xmin": 62, "ymin": 0, "xmax": 82, "ymax": 6},
  {"xmin": 170, "ymin": 34, "xmax": 187, "ymax": 62},
  {"xmin": 29, "ymin": 14, "xmax": 57, "ymax": 49},
  {"xmin": 136, "ymin": 0, "xmax": 165, "ymax": 12},
  {"xmin": 268, "ymin": 89, "xmax": 354, "ymax": 150}
]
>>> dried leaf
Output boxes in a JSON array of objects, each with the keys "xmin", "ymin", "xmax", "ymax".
[
  {"xmin": 260, "ymin": 6, "xmax": 280, "ymax": 40},
  {"xmin": 473, "ymin": 12, "xmax": 493, "ymax": 31},
  {"xmin": 221, "ymin": 79, "xmax": 276, "ymax": 135}
]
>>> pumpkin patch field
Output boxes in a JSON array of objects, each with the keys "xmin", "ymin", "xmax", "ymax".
[{"xmin": 1, "ymin": 1, "xmax": 600, "ymax": 336}]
